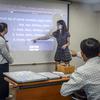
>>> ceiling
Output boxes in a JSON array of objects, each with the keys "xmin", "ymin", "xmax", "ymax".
[
  {"xmin": 69, "ymin": 0, "xmax": 100, "ymax": 4},
  {"xmin": 66, "ymin": 0, "xmax": 100, "ymax": 11}
]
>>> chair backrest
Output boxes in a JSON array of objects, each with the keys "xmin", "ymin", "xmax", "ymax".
[
  {"xmin": 71, "ymin": 89, "xmax": 87, "ymax": 100},
  {"xmin": 57, "ymin": 64, "xmax": 75, "ymax": 74}
]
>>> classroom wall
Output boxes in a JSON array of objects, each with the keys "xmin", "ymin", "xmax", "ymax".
[
  {"xmin": 69, "ymin": 2, "xmax": 99, "ymax": 50},
  {"xmin": 69, "ymin": 2, "xmax": 100, "ymax": 67},
  {"xmin": 0, "ymin": 1, "xmax": 99, "ymax": 72},
  {"xmin": 96, "ymin": 12, "xmax": 100, "ymax": 37}
]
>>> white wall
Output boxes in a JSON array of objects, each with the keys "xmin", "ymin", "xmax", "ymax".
[
  {"xmin": 93, "ymin": 3, "xmax": 100, "ymax": 11},
  {"xmin": 69, "ymin": 3, "xmax": 99, "ymax": 50},
  {"xmin": 69, "ymin": 2, "xmax": 100, "ymax": 67},
  {"xmin": 10, "ymin": 64, "xmax": 55, "ymax": 72},
  {"xmin": 96, "ymin": 12, "xmax": 100, "ymax": 37}
]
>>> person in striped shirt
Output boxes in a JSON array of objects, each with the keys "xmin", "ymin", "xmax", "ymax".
[{"xmin": 60, "ymin": 38, "xmax": 100, "ymax": 100}]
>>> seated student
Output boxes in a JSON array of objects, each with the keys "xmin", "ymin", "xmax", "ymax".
[{"xmin": 60, "ymin": 38, "xmax": 100, "ymax": 100}]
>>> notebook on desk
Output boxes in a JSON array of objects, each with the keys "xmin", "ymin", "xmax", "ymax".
[
  {"xmin": 4, "ymin": 71, "xmax": 48, "ymax": 83},
  {"xmin": 38, "ymin": 72, "xmax": 61, "ymax": 80}
]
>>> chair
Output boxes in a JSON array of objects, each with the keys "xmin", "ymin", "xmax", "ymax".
[{"xmin": 71, "ymin": 89, "xmax": 87, "ymax": 100}]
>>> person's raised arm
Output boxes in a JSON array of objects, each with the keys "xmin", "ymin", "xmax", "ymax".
[{"xmin": 32, "ymin": 30, "xmax": 53, "ymax": 42}]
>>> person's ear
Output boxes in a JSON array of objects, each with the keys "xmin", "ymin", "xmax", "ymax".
[
  {"xmin": 4, "ymin": 28, "xmax": 8, "ymax": 34},
  {"xmin": 81, "ymin": 51, "xmax": 88, "ymax": 62}
]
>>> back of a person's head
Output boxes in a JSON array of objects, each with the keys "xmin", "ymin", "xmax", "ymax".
[
  {"xmin": 80, "ymin": 38, "xmax": 100, "ymax": 58},
  {"xmin": 0, "ymin": 22, "xmax": 8, "ymax": 33}
]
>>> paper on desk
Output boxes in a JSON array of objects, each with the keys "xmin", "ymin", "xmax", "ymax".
[
  {"xmin": 4, "ymin": 71, "xmax": 48, "ymax": 83},
  {"xmin": 38, "ymin": 72, "xmax": 61, "ymax": 80}
]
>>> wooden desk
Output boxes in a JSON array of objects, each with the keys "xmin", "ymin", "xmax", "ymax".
[{"xmin": 5, "ymin": 77, "xmax": 72, "ymax": 100}]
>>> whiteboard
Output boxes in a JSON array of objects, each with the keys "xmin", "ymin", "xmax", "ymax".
[{"xmin": 0, "ymin": 1, "xmax": 69, "ymax": 64}]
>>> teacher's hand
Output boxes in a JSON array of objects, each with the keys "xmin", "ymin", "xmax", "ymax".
[
  {"xmin": 61, "ymin": 44, "xmax": 67, "ymax": 50},
  {"xmin": 70, "ymin": 50, "xmax": 77, "ymax": 57},
  {"xmin": 32, "ymin": 39, "xmax": 37, "ymax": 43}
]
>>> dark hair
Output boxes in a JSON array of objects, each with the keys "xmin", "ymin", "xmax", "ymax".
[
  {"xmin": 57, "ymin": 20, "xmax": 69, "ymax": 35},
  {"xmin": 80, "ymin": 38, "xmax": 100, "ymax": 58},
  {"xmin": 0, "ymin": 22, "xmax": 8, "ymax": 33}
]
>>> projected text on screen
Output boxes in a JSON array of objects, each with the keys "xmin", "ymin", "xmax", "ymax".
[{"xmin": 0, "ymin": 9, "xmax": 67, "ymax": 51}]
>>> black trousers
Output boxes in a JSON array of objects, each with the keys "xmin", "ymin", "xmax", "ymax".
[{"xmin": 0, "ymin": 63, "xmax": 9, "ymax": 100}]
